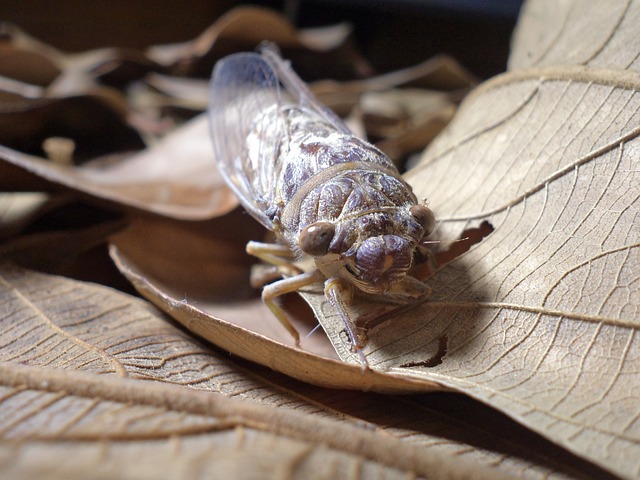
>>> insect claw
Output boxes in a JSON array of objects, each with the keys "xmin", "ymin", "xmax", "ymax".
[
  {"xmin": 350, "ymin": 336, "xmax": 369, "ymax": 370},
  {"xmin": 355, "ymin": 347, "xmax": 369, "ymax": 371}
]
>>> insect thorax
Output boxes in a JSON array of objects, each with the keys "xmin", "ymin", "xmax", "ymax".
[{"xmin": 247, "ymin": 104, "xmax": 426, "ymax": 290}]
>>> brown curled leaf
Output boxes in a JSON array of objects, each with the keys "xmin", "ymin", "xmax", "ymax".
[
  {"xmin": 0, "ymin": 114, "xmax": 237, "ymax": 219},
  {"xmin": 148, "ymin": 6, "xmax": 372, "ymax": 81},
  {"xmin": 108, "ymin": 213, "xmax": 436, "ymax": 391}
]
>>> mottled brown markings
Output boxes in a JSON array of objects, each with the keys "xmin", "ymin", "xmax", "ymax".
[{"xmin": 280, "ymin": 161, "xmax": 409, "ymax": 228}]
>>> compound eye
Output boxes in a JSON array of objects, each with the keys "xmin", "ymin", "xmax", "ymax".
[
  {"xmin": 410, "ymin": 204, "xmax": 436, "ymax": 236},
  {"xmin": 299, "ymin": 221, "xmax": 335, "ymax": 257}
]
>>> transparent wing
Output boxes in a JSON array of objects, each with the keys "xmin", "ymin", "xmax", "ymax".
[
  {"xmin": 208, "ymin": 52, "xmax": 282, "ymax": 228},
  {"xmin": 208, "ymin": 47, "xmax": 352, "ymax": 229},
  {"xmin": 260, "ymin": 44, "xmax": 352, "ymax": 136}
]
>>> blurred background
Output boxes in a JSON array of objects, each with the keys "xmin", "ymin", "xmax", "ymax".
[{"xmin": 0, "ymin": 0, "xmax": 523, "ymax": 79}]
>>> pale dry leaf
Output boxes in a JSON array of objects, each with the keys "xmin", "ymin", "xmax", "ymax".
[
  {"xmin": 144, "ymin": 73, "xmax": 209, "ymax": 110},
  {"xmin": 0, "ymin": 261, "xmax": 334, "ymax": 400},
  {"xmin": 0, "ymin": 263, "xmax": 573, "ymax": 479},
  {"xmin": 103, "ymin": 239, "xmax": 602, "ymax": 479},
  {"xmin": 0, "ymin": 261, "xmax": 348, "ymax": 409},
  {"xmin": 296, "ymin": 1, "xmax": 640, "ymax": 478},
  {"xmin": 374, "ymin": 102, "xmax": 457, "ymax": 163},
  {"xmin": 509, "ymin": 0, "xmax": 640, "ymax": 72},
  {"xmin": 0, "ymin": 114, "xmax": 237, "ymax": 219},
  {"xmin": 0, "ymin": 75, "xmax": 44, "ymax": 98},
  {"xmin": 360, "ymin": 89, "xmax": 450, "ymax": 122},
  {"xmin": 312, "ymin": 53, "xmax": 477, "ymax": 100},
  {"xmin": 49, "ymin": 46, "xmax": 164, "ymax": 97},
  {"xmin": 0, "ymin": 363, "xmax": 499, "ymax": 480},
  {"xmin": 296, "ymin": 22, "xmax": 354, "ymax": 52},
  {"xmin": 0, "ymin": 22, "xmax": 163, "ymax": 96}
]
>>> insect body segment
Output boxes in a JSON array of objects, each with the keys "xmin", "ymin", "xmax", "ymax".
[{"xmin": 209, "ymin": 45, "xmax": 434, "ymax": 366}]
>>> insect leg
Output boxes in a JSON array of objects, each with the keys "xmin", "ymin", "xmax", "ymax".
[
  {"xmin": 324, "ymin": 279, "xmax": 369, "ymax": 369},
  {"xmin": 246, "ymin": 241, "xmax": 303, "ymax": 287},
  {"xmin": 262, "ymin": 269, "xmax": 325, "ymax": 347},
  {"xmin": 249, "ymin": 264, "xmax": 283, "ymax": 289},
  {"xmin": 246, "ymin": 241, "xmax": 298, "ymax": 267}
]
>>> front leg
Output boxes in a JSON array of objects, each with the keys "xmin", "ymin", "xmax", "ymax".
[
  {"xmin": 246, "ymin": 240, "xmax": 324, "ymax": 346},
  {"xmin": 246, "ymin": 240, "xmax": 303, "ymax": 288},
  {"xmin": 246, "ymin": 240, "xmax": 297, "ymax": 268},
  {"xmin": 261, "ymin": 269, "xmax": 325, "ymax": 347}
]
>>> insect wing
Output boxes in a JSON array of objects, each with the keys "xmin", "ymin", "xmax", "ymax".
[
  {"xmin": 208, "ymin": 52, "xmax": 282, "ymax": 228},
  {"xmin": 260, "ymin": 45, "xmax": 352, "ymax": 136}
]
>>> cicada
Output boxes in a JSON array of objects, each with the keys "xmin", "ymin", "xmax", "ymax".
[{"xmin": 208, "ymin": 45, "xmax": 435, "ymax": 365}]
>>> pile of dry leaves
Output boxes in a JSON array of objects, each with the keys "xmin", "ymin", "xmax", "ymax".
[{"xmin": 0, "ymin": 2, "xmax": 638, "ymax": 479}]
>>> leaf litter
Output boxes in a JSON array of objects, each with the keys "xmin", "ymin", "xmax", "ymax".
[{"xmin": 1, "ymin": 1, "xmax": 636, "ymax": 479}]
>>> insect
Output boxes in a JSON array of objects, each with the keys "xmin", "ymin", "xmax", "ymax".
[{"xmin": 208, "ymin": 44, "xmax": 435, "ymax": 366}]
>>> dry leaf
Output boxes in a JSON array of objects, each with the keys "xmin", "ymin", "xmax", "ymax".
[
  {"xmin": 0, "ymin": 363, "xmax": 502, "ymax": 480},
  {"xmin": 143, "ymin": 73, "xmax": 209, "ymax": 111},
  {"xmin": 108, "ymin": 214, "xmax": 427, "ymax": 390},
  {"xmin": 2, "ymin": 2, "xmax": 631, "ymax": 478},
  {"xmin": 146, "ymin": 6, "xmax": 300, "ymax": 69},
  {"xmin": 0, "ymin": 264, "xmax": 435, "ymax": 478},
  {"xmin": 508, "ymin": 1, "xmax": 640, "ymax": 73},
  {"xmin": 0, "ymin": 114, "xmax": 237, "ymax": 219},
  {"xmin": 147, "ymin": 6, "xmax": 372, "ymax": 81},
  {"xmin": 0, "ymin": 22, "xmax": 165, "ymax": 94},
  {"xmin": 0, "ymin": 263, "xmax": 590, "ymax": 479},
  {"xmin": 313, "ymin": 54, "xmax": 474, "ymax": 121},
  {"xmin": 0, "ymin": 24, "xmax": 63, "ymax": 86},
  {"xmin": 312, "ymin": 54, "xmax": 477, "ymax": 99}
]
